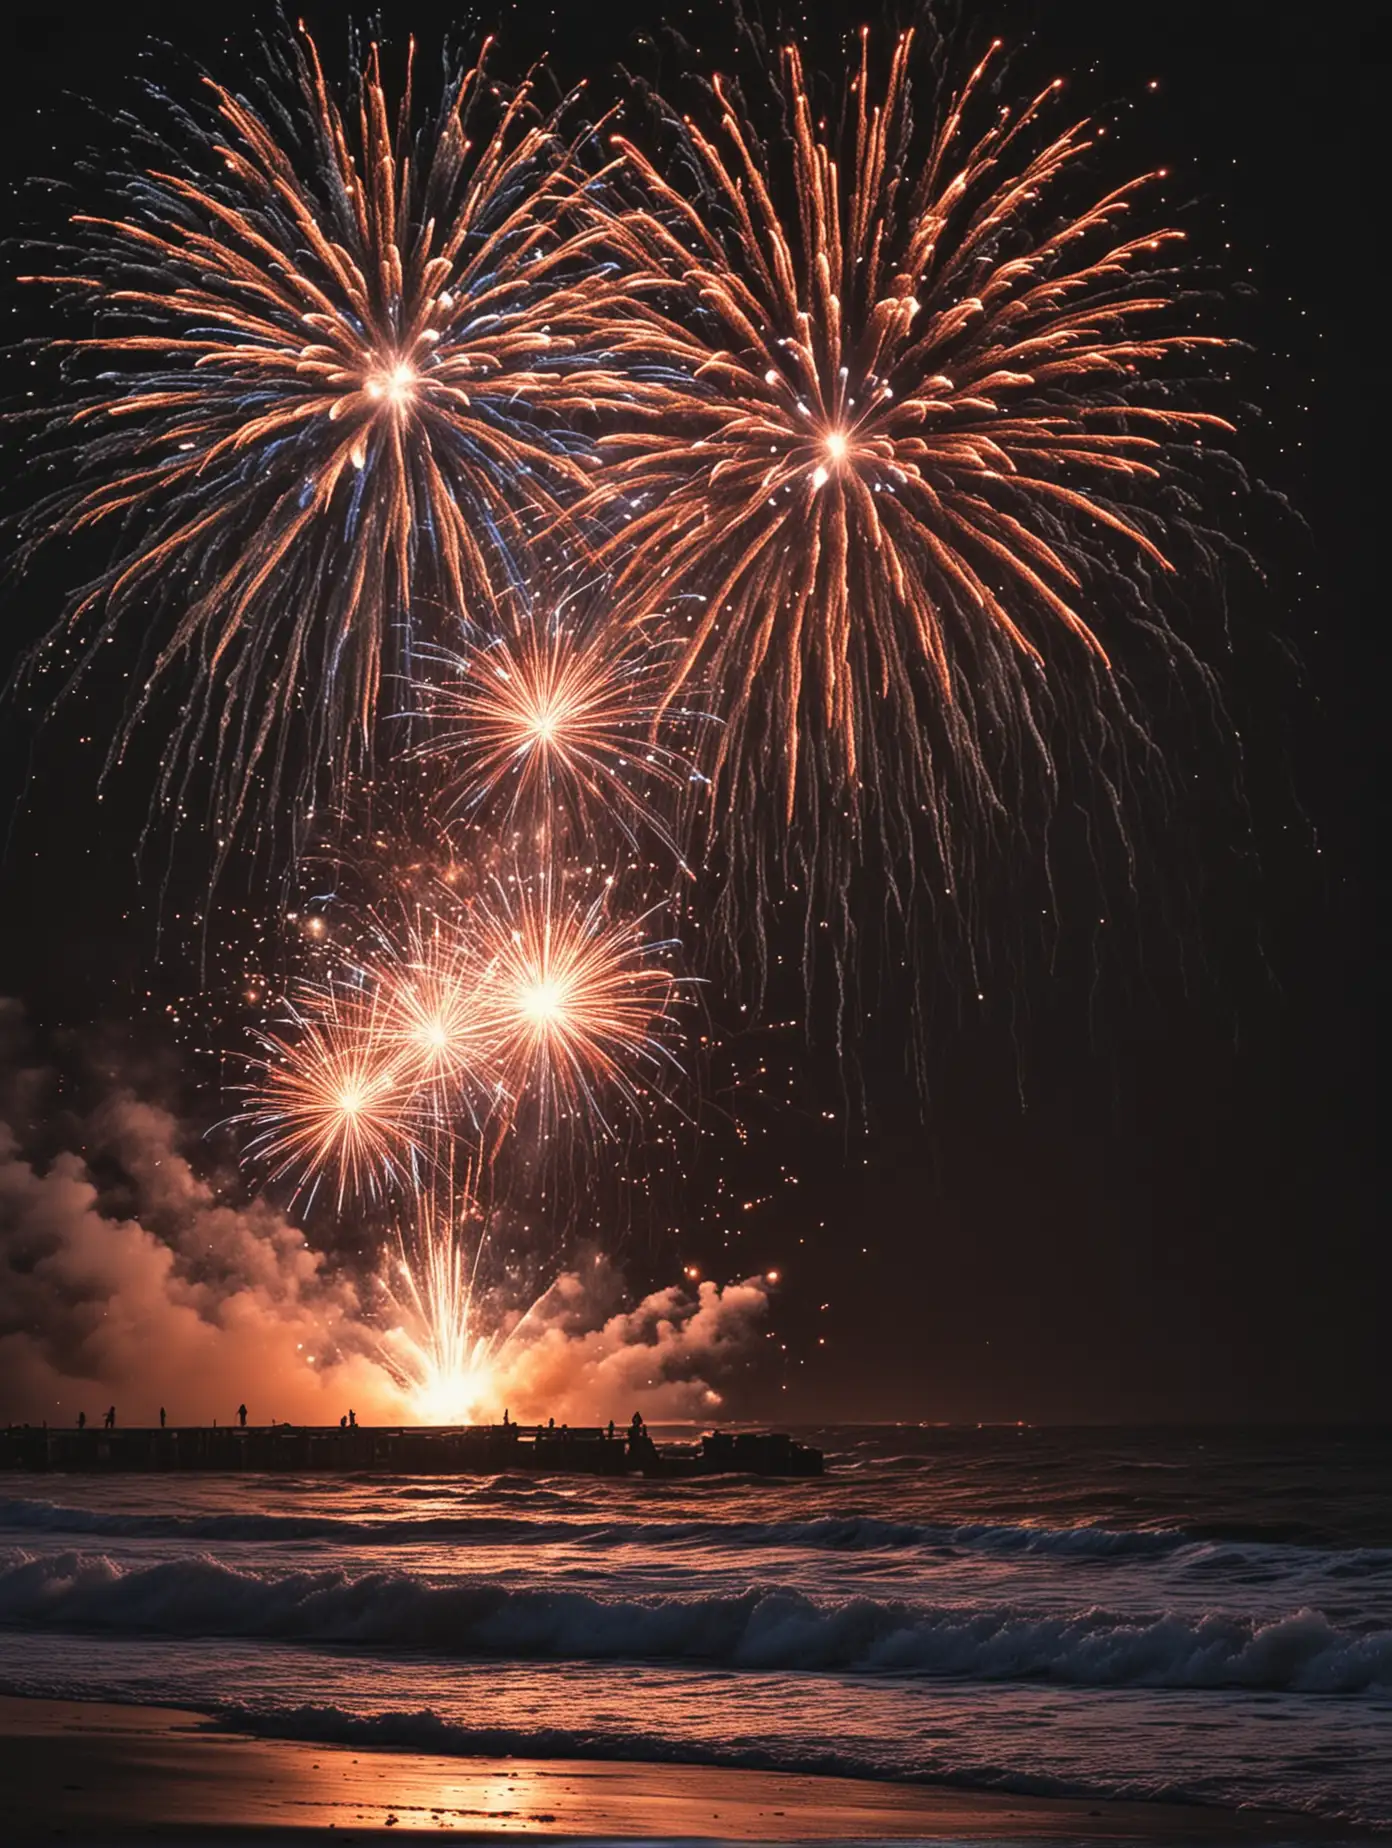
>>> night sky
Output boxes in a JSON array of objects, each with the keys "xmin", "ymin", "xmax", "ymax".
[{"xmin": 0, "ymin": 0, "xmax": 1384, "ymax": 1423}]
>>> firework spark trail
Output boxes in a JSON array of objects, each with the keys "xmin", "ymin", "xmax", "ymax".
[
  {"xmin": 10, "ymin": 26, "xmax": 644, "ymax": 857},
  {"xmin": 407, "ymin": 587, "xmax": 700, "ymax": 859},
  {"xmin": 572, "ymin": 30, "xmax": 1237, "ymax": 965},
  {"xmin": 376, "ymin": 1178, "xmax": 512, "ymax": 1425}
]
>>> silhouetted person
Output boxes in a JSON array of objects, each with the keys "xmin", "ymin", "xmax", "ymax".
[
  {"xmin": 502, "ymin": 1408, "xmax": 509, "ymax": 1426},
  {"xmin": 629, "ymin": 1410, "xmax": 645, "ymax": 1439},
  {"xmin": 159, "ymin": 1408, "xmax": 166, "ymax": 1429},
  {"xmin": 607, "ymin": 1419, "xmax": 615, "ymax": 1441},
  {"xmin": 548, "ymin": 1416, "xmax": 555, "ymax": 1430},
  {"xmin": 237, "ymin": 1404, "xmax": 247, "ymax": 1428},
  {"xmin": 104, "ymin": 1406, "xmax": 116, "ymax": 1429},
  {"xmin": 348, "ymin": 1408, "xmax": 357, "ymax": 1427},
  {"xmin": 77, "ymin": 1411, "xmax": 86, "ymax": 1431},
  {"xmin": 340, "ymin": 1415, "xmax": 348, "ymax": 1429}
]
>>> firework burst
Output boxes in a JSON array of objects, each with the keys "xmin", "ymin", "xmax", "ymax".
[
  {"xmin": 409, "ymin": 591, "xmax": 696, "ymax": 855},
  {"xmin": 581, "ymin": 30, "xmax": 1236, "ymax": 956},
  {"xmin": 12, "ymin": 25, "xmax": 635, "ymax": 853},
  {"xmin": 238, "ymin": 983, "xmax": 422, "ymax": 1208},
  {"xmin": 238, "ymin": 856, "xmax": 685, "ymax": 1203},
  {"xmin": 472, "ymin": 872, "xmax": 683, "ymax": 1134},
  {"xmin": 368, "ymin": 913, "xmax": 500, "ymax": 1122}
]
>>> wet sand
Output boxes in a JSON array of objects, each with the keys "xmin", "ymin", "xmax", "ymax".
[{"xmin": 0, "ymin": 1693, "xmax": 1360, "ymax": 1843}]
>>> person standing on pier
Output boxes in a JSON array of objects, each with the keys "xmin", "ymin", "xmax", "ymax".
[
  {"xmin": 77, "ymin": 1411, "xmax": 85, "ymax": 1430},
  {"xmin": 159, "ymin": 1408, "xmax": 166, "ymax": 1429},
  {"xmin": 104, "ymin": 1406, "xmax": 115, "ymax": 1429},
  {"xmin": 237, "ymin": 1404, "xmax": 247, "ymax": 1428}
]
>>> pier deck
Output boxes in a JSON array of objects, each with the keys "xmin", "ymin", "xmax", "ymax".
[{"xmin": 0, "ymin": 1423, "xmax": 823, "ymax": 1478}]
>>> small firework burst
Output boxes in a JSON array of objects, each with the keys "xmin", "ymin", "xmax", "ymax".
[
  {"xmin": 368, "ymin": 914, "xmax": 500, "ymax": 1118},
  {"xmin": 237, "ymin": 849, "xmax": 686, "ymax": 1202},
  {"xmin": 409, "ymin": 591, "xmax": 696, "ymax": 855},
  {"xmin": 473, "ymin": 872, "xmax": 684, "ymax": 1132},
  {"xmin": 238, "ymin": 983, "xmax": 422, "ymax": 1207}
]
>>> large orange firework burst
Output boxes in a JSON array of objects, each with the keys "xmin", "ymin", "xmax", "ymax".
[
  {"xmin": 12, "ymin": 26, "xmax": 635, "ymax": 851},
  {"xmin": 582, "ymin": 30, "xmax": 1237, "ymax": 954}
]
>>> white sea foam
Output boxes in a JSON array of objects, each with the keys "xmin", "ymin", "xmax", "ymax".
[{"xmin": 2, "ymin": 1548, "xmax": 1388, "ymax": 1694}]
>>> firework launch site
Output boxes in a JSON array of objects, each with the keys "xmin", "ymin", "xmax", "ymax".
[{"xmin": 0, "ymin": 1422, "xmax": 824, "ymax": 1479}]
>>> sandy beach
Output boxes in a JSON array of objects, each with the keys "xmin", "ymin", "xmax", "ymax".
[{"xmin": 0, "ymin": 1693, "xmax": 1364, "ymax": 1844}]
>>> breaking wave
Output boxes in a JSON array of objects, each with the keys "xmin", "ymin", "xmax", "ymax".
[{"xmin": 2, "ymin": 1549, "xmax": 1388, "ymax": 1693}]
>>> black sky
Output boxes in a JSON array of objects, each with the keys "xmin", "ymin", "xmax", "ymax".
[{"xmin": 0, "ymin": 0, "xmax": 1385, "ymax": 1422}]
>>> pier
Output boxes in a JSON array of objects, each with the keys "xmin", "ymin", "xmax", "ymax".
[{"xmin": 0, "ymin": 1422, "xmax": 823, "ymax": 1478}]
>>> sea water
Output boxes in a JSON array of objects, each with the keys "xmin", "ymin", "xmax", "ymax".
[{"xmin": 1, "ymin": 1426, "xmax": 1388, "ymax": 1828}]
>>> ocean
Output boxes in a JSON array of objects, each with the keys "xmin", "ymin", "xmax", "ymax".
[{"xmin": 1, "ymin": 1426, "xmax": 1389, "ymax": 1831}]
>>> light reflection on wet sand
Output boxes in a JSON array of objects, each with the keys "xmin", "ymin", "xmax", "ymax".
[{"xmin": 0, "ymin": 1695, "xmax": 1340, "ymax": 1842}]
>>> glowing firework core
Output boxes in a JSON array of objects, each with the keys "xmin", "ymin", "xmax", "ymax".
[
  {"xmin": 527, "ymin": 701, "xmax": 561, "ymax": 747},
  {"xmin": 365, "ymin": 358, "xmax": 418, "ymax": 409},
  {"xmin": 520, "ymin": 977, "xmax": 567, "ymax": 1025}
]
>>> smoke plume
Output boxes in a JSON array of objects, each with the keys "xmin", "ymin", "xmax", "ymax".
[{"xmin": 0, "ymin": 1010, "xmax": 768, "ymax": 1427}]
